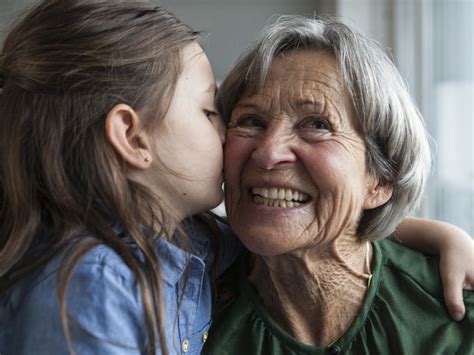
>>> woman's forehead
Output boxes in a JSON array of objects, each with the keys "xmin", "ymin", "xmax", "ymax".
[
  {"xmin": 270, "ymin": 49, "xmax": 343, "ymax": 83},
  {"xmin": 237, "ymin": 49, "xmax": 346, "ymax": 104}
]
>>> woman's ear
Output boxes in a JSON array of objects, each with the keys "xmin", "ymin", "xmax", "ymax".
[
  {"xmin": 105, "ymin": 104, "xmax": 152, "ymax": 169},
  {"xmin": 363, "ymin": 180, "xmax": 393, "ymax": 210}
]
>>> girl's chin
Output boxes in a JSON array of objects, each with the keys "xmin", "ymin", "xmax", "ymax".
[{"xmin": 200, "ymin": 191, "xmax": 225, "ymax": 214}]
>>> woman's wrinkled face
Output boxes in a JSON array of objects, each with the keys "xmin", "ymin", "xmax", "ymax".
[{"xmin": 224, "ymin": 49, "xmax": 383, "ymax": 256}]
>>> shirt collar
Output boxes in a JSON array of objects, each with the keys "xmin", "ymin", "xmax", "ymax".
[
  {"xmin": 153, "ymin": 237, "xmax": 190, "ymax": 286},
  {"xmin": 114, "ymin": 217, "xmax": 212, "ymax": 286}
]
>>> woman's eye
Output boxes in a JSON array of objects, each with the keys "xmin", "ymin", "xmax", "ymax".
[
  {"xmin": 233, "ymin": 115, "xmax": 266, "ymax": 129},
  {"xmin": 300, "ymin": 116, "xmax": 331, "ymax": 131}
]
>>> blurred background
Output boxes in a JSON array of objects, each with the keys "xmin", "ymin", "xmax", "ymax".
[{"xmin": 1, "ymin": 0, "xmax": 473, "ymax": 235}]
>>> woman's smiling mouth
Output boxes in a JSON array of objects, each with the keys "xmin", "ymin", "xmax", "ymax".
[{"xmin": 250, "ymin": 187, "xmax": 310, "ymax": 208}]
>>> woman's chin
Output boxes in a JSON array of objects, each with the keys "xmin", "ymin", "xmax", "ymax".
[{"xmin": 238, "ymin": 234, "xmax": 292, "ymax": 257}]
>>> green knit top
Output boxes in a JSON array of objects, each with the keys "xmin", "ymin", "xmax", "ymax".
[{"xmin": 204, "ymin": 239, "xmax": 474, "ymax": 354}]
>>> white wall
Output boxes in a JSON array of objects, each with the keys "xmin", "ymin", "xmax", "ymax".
[
  {"xmin": 159, "ymin": 0, "xmax": 333, "ymax": 81},
  {"xmin": 0, "ymin": 0, "xmax": 36, "ymax": 38}
]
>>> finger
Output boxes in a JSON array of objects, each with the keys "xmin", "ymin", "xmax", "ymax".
[{"xmin": 441, "ymin": 271, "xmax": 466, "ymax": 321}]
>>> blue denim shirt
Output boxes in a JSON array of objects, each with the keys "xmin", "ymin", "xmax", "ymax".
[{"xmin": 0, "ymin": 217, "xmax": 242, "ymax": 355}]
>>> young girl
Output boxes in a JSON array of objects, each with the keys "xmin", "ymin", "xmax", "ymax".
[{"xmin": 0, "ymin": 1, "xmax": 472, "ymax": 354}]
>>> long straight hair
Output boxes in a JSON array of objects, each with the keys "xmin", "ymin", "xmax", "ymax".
[{"xmin": 0, "ymin": 1, "xmax": 200, "ymax": 353}]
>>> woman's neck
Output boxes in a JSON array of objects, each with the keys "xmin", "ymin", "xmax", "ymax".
[{"xmin": 247, "ymin": 234, "xmax": 373, "ymax": 347}]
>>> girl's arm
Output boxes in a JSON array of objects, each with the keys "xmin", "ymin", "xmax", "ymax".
[{"xmin": 395, "ymin": 217, "xmax": 474, "ymax": 321}]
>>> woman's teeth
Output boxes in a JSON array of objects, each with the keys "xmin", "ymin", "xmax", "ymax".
[{"xmin": 252, "ymin": 187, "xmax": 309, "ymax": 208}]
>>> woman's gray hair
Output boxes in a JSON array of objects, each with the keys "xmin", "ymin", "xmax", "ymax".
[{"xmin": 217, "ymin": 15, "xmax": 432, "ymax": 240}]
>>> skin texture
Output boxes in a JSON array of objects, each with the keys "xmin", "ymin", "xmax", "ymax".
[{"xmin": 224, "ymin": 48, "xmax": 392, "ymax": 346}]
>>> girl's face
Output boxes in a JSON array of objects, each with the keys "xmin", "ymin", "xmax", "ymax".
[{"xmin": 151, "ymin": 43, "xmax": 225, "ymax": 218}]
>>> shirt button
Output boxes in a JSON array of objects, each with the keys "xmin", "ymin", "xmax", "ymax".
[
  {"xmin": 182, "ymin": 339, "xmax": 189, "ymax": 353},
  {"xmin": 202, "ymin": 331, "xmax": 208, "ymax": 343},
  {"xmin": 329, "ymin": 345, "xmax": 341, "ymax": 354}
]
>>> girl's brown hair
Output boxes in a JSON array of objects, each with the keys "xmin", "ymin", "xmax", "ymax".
[{"xmin": 0, "ymin": 0, "xmax": 200, "ymax": 353}]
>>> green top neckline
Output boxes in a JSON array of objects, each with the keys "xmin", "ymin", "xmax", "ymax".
[{"xmin": 238, "ymin": 242, "xmax": 383, "ymax": 353}]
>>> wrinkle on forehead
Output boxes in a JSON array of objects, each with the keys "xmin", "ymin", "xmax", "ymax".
[
  {"xmin": 235, "ymin": 79, "xmax": 351, "ymax": 130},
  {"xmin": 233, "ymin": 50, "xmax": 355, "ymax": 129},
  {"xmin": 273, "ymin": 49, "xmax": 345, "ymax": 88},
  {"xmin": 268, "ymin": 67, "xmax": 345, "ymax": 97}
]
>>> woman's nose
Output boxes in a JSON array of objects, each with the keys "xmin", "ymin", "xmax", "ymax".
[{"xmin": 251, "ymin": 130, "xmax": 296, "ymax": 170}]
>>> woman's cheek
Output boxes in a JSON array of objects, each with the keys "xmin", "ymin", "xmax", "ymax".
[{"xmin": 224, "ymin": 134, "xmax": 254, "ymax": 170}]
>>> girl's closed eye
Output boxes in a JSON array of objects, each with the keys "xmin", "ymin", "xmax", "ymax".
[{"xmin": 204, "ymin": 109, "xmax": 218, "ymax": 120}]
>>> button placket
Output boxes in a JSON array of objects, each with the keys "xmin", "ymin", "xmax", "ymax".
[{"xmin": 177, "ymin": 256, "xmax": 206, "ymax": 354}]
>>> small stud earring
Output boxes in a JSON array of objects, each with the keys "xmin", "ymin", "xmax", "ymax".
[{"xmin": 144, "ymin": 156, "xmax": 150, "ymax": 162}]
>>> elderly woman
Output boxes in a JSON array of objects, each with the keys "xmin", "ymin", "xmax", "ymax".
[{"xmin": 204, "ymin": 16, "xmax": 473, "ymax": 354}]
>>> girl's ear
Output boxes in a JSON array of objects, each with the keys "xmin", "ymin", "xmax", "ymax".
[
  {"xmin": 363, "ymin": 180, "xmax": 393, "ymax": 210},
  {"xmin": 105, "ymin": 104, "xmax": 153, "ymax": 169}
]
